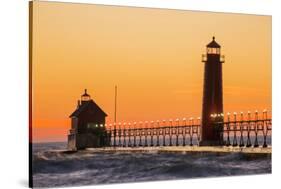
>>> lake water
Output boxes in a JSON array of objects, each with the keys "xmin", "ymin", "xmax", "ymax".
[{"xmin": 32, "ymin": 142, "xmax": 271, "ymax": 188}]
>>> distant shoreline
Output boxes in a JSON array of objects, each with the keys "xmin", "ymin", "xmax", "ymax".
[{"xmin": 32, "ymin": 141, "xmax": 67, "ymax": 145}]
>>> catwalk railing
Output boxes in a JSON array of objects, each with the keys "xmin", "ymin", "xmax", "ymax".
[{"xmin": 103, "ymin": 110, "xmax": 271, "ymax": 148}]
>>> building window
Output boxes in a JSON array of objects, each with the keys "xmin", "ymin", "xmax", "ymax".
[{"xmin": 87, "ymin": 123, "xmax": 96, "ymax": 129}]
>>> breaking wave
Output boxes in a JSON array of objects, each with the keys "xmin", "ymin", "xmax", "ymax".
[{"xmin": 32, "ymin": 142, "xmax": 271, "ymax": 188}]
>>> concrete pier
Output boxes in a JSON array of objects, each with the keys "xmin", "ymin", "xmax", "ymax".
[{"xmin": 83, "ymin": 146, "xmax": 271, "ymax": 154}]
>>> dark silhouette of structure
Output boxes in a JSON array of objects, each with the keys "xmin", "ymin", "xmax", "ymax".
[
  {"xmin": 68, "ymin": 89, "xmax": 109, "ymax": 150},
  {"xmin": 200, "ymin": 37, "xmax": 225, "ymax": 146},
  {"xmin": 101, "ymin": 113, "xmax": 271, "ymax": 148},
  {"xmin": 66, "ymin": 38, "xmax": 272, "ymax": 150}
]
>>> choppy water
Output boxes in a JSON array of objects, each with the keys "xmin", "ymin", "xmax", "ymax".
[{"xmin": 32, "ymin": 142, "xmax": 271, "ymax": 188}]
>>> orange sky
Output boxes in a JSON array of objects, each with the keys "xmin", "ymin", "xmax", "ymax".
[{"xmin": 31, "ymin": 1, "xmax": 271, "ymax": 142}]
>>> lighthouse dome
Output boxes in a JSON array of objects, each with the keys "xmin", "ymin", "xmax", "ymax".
[{"xmin": 206, "ymin": 36, "xmax": 221, "ymax": 48}]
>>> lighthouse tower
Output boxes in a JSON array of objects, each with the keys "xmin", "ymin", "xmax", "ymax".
[{"xmin": 200, "ymin": 37, "xmax": 225, "ymax": 146}]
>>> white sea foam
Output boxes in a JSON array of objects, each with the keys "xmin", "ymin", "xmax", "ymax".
[{"xmin": 32, "ymin": 142, "xmax": 271, "ymax": 188}]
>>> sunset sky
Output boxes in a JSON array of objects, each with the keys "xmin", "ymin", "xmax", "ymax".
[{"xmin": 31, "ymin": 1, "xmax": 271, "ymax": 142}]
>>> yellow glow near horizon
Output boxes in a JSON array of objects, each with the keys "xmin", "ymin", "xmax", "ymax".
[{"xmin": 31, "ymin": 1, "xmax": 271, "ymax": 142}]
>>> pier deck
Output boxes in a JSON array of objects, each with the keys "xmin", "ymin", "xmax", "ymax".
[{"xmin": 83, "ymin": 146, "xmax": 271, "ymax": 154}]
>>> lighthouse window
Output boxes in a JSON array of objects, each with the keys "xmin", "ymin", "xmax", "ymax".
[
  {"xmin": 87, "ymin": 123, "xmax": 96, "ymax": 129},
  {"xmin": 216, "ymin": 48, "xmax": 220, "ymax": 54},
  {"xmin": 207, "ymin": 47, "xmax": 220, "ymax": 54}
]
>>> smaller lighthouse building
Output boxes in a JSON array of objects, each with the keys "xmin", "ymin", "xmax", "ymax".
[{"xmin": 68, "ymin": 89, "xmax": 109, "ymax": 150}]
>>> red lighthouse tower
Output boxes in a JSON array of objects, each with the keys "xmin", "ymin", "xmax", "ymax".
[{"xmin": 200, "ymin": 37, "xmax": 225, "ymax": 146}]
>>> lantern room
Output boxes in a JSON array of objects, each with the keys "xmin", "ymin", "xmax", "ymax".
[
  {"xmin": 202, "ymin": 36, "xmax": 225, "ymax": 63},
  {"xmin": 206, "ymin": 36, "xmax": 221, "ymax": 54},
  {"xmin": 81, "ymin": 89, "xmax": 91, "ymax": 102}
]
